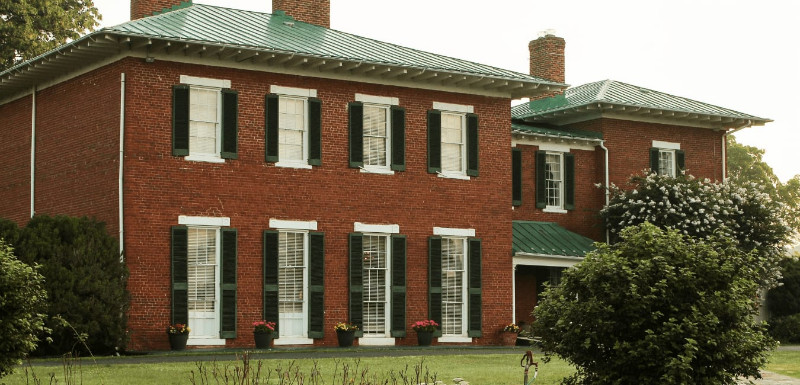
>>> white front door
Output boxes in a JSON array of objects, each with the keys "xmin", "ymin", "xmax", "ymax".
[
  {"xmin": 279, "ymin": 231, "xmax": 307, "ymax": 338},
  {"xmin": 187, "ymin": 227, "xmax": 221, "ymax": 341}
]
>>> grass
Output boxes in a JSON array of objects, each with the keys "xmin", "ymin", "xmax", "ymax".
[{"xmin": 3, "ymin": 348, "xmax": 798, "ymax": 384}]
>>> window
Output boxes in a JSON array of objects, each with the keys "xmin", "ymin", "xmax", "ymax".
[
  {"xmin": 278, "ymin": 231, "xmax": 307, "ymax": 338},
  {"xmin": 265, "ymin": 86, "xmax": 322, "ymax": 168},
  {"xmin": 362, "ymin": 235, "xmax": 389, "ymax": 336},
  {"xmin": 441, "ymin": 237, "xmax": 466, "ymax": 336},
  {"xmin": 545, "ymin": 153, "xmax": 563, "ymax": 209},
  {"xmin": 535, "ymin": 151, "xmax": 575, "ymax": 212},
  {"xmin": 348, "ymin": 95, "xmax": 405, "ymax": 172},
  {"xmin": 363, "ymin": 105, "xmax": 390, "ymax": 167},
  {"xmin": 427, "ymin": 102, "xmax": 478, "ymax": 178},
  {"xmin": 188, "ymin": 227, "xmax": 217, "ymax": 313},
  {"xmin": 172, "ymin": 76, "xmax": 238, "ymax": 162},
  {"xmin": 658, "ymin": 149, "xmax": 676, "ymax": 177},
  {"xmin": 650, "ymin": 141, "xmax": 684, "ymax": 177}
]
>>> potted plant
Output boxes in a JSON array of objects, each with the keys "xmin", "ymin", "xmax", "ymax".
[
  {"xmin": 334, "ymin": 322, "xmax": 359, "ymax": 347},
  {"xmin": 411, "ymin": 320, "xmax": 439, "ymax": 346},
  {"xmin": 501, "ymin": 323, "xmax": 520, "ymax": 346},
  {"xmin": 253, "ymin": 320, "xmax": 276, "ymax": 349},
  {"xmin": 166, "ymin": 323, "xmax": 190, "ymax": 350}
]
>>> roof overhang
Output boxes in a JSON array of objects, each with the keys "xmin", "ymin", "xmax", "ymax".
[
  {"xmin": 520, "ymin": 102, "xmax": 772, "ymax": 130},
  {"xmin": 513, "ymin": 252, "xmax": 584, "ymax": 268},
  {"xmin": 1, "ymin": 31, "xmax": 567, "ymax": 102}
]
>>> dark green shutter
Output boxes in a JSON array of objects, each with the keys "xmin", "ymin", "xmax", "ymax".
[
  {"xmin": 308, "ymin": 232, "xmax": 325, "ymax": 338},
  {"xmin": 466, "ymin": 113, "xmax": 479, "ymax": 177},
  {"xmin": 265, "ymin": 94, "xmax": 279, "ymax": 162},
  {"xmin": 220, "ymin": 228, "xmax": 237, "ymax": 338},
  {"xmin": 391, "ymin": 106, "xmax": 406, "ymax": 171},
  {"xmin": 535, "ymin": 151, "xmax": 546, "ymax": 208},
  {"xmin": 171, "ymin": 226, "xmax": 189, "ymax": 325},
  {"xmin": 390, "ymin": 235, "xmax": 407, "ymax": 337},
  {"xmin": 512, "ymin": 148, "xmax": 522, "ymax": 206},
  {"xmin": 649, "ymin": 147, "xmax": 660, "ymax": 174},
  {"xmin": 349, "ymin": 233, "xmax": 364, "ymax": 336},
  {"xmin": 308, "ymin": 98, "xmax": 322, "ymax": 166},
  {"xmin": 428, "ymin": 236, "xmax": 442, "ymax": 337},
  {"xmin": 348, "ymin": 102, "xmax": 364, "ymax": 168},
  {"xmin": 564, "ymin": 153, "xmax": 575, "ymax": 210},
  {"xmin": 427, "ymin": 110, "xmax": 442, "ymax": 173},
  {"xmin": 263, "ymin": 230, "xmax": 279, "ymax": 336},
  {"xmin": 676, "ymin": 150, "xmax": 685, "ymax": 174},
  {"xmin": 220, "ymin": 89, "xmax": 238, "ymax": 159},
  {"xmin": 172, "ymin": 85, "xmax": 190, "ymax": 156},
  {"xmin": 467, "ymin": 238, "xmax": 482, "ymax": 338}
]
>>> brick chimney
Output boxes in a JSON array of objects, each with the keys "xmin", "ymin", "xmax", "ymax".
[
  {"xmin": 529, "ymin": 31, "xmax": 566, "ymax": 84},
  {"xmin": 131, "ymin": 0, "xmax": 187, "ymax": 20},
  {"xmin": 273, "ymin": 0, "xmax": 330, "ymax": 28}
]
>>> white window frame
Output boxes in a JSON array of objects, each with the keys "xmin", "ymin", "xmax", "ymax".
[
  {"xmin": 543, "ymin": 152, "xmax": 567, "ymax": 214},
  {"xmin": 272, "ymin": 228, "xmax": 313, "ymax": 346},
  {"xmin": 180, "ymin": 75, "xmax": 231, "ymax": 164},
  {"xmin": 652, "ymin": 140, "xmax": 681, "ymax": 178},
  {"xmin": 659, "ymin": 149, "xmax": 676, "ymax": 177},
  {"xmin": 439, "ymin": 236, "xmax": 469, "ymax": 342},
  {"xmin": 434, "ymin": 102, "xmax": 473, "ymax": 181},
  {"xmin": 271, "ymin": 85, "xmax": 317, "ymax": 170},
  {"xmin": 357, "ymin": 94, "xmax": 399, "ymax": 175},
  {"xmin": 360, "ymin": 233, "xmax": 392, "ymax": 338},
  {"xmin": 355, "ymin": 222, "xmax": 399, "ymax": 346}
]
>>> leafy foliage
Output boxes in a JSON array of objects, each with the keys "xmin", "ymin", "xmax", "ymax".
[
  {"xmin": 533, "ymin": 223, "xmax": 775, "ymax": 385},
  {"xmin": 0, "ymin": 0, "xmax": 100, "ymax": 71},
  {"xmin": 767, "ymin": 257, "xmax": 800, "ymax": 318},
  {"xmin": 8, "ymin": 215, "xmax": 130, "ymax": 356},
  {"xmin": 600, "ymin": 172, "xmax": 790, "ymax": 289},
  {"xmin": 0, "ymin": 240, "xmax": 48, "ymax": 378}
]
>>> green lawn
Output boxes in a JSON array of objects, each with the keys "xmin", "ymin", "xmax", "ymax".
[{"xmin": 3, "ymin": 349, "xmax": 798, "ymax": 385}]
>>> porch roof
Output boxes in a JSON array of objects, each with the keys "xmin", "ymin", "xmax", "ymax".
[{"xmin": 512, "ymin": 221, "xmax": 595, "ymax": 258}]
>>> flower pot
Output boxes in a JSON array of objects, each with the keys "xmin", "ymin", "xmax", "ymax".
[
  {"xmin": 336, "ymin": 330, "xmax": 355, "ymax": 347},
  {"xmin": 501, "ymin": 331, "xmax": 518, "ymax": 346},
  {"xmin": 416, "ymin": 330, "xmax": 434, "ymax": 346},
  {"xmin": 254, "ymin": 332, "xmax": 273, "ymax": 349},
  {"xmin": 168, "ymin": 333, "xmax": 189, "ymax": 351}
]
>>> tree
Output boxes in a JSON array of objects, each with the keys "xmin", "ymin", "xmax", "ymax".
[
  {"xmin": 533, "ymin": 223, "xmax": 775, "ymax": 385},
  {"xmin": 0, "ymin": 0, "xmax": 100, "ymax": 71},
  {"xmin": 0, "ymin": 240, "xmax": 48, "ymax": 378}
]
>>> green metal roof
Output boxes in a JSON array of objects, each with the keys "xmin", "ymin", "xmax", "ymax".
[
  {"xmin": 511, "ymin": 122, "xmax": 603, "ymax": 141},
  {"xmin": 512, "ymin": 221, "xmax": 595, "ymax": 257},
  {"xmin": 0, "ymin": 3, "xmax": 565, "ymax": 100},
  {"xmin": 512, "ymin": 79, "xmax": 770, "ymax": 129}
]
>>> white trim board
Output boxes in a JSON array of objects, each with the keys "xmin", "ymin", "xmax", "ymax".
[
  {"xmin": 178, "ymin": 216, "xmax": 231, "ymax": 227},
  {"xmin": 433, "ymin": 227, "xmax": 475, "ymax": 237},
  {"xmin": 180, "ymin": 75, "xmax": 230, "ymax": 89},
  {"xmin": 356, "ymin": 93, "xmax": 399, "ymax": 105},
  {"xmin": 652, "ymin": 140, "xmax": 680, "ymax": 150},
  {"xmin": 270, "ymin": 85, "xmax": 317, "ymax": 98},
  {"xmin": 433, "ymin": 101, "xmax": 473, "ymax": 114},
  {"xmin": 354, "ymin": 222, "xmax": 400, "ymax": 234},
  {"xmin": 269, "ymin": 219, "xmax": 318, "ymax": 231}
]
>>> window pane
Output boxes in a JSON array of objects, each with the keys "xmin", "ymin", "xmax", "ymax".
[
  {"xmin": 363, "ymin": 235, "xmax": 387, "ymax": 334},
  {"xmin": 659, "ymin": 151, "xmax": 675, "ymax": 177},
  {"xmin": 441, "ymin": 113, "xmax": 464, "ymax": 172},
  {"xmin": 363, "ymin": 106, "xmax": 388, "ymax": 166},
  {"xmin": 189, "ymin": 88, "xmax": 218, "ymax": 155},
  {"xmin": 188, "ymin": 228, "xmax": 216, "ymax": 312},
  {"xmin": 279, "ymin": 98, "xmax": 305, "ymax": 161},
  {"xmin": 545, "ymin": 153, "xmax": 562, "ymax": 207},
  {"xmin": 441, "ymin": 237, "xmax": 464, "ymax": 335},
  {"xmin": 279, "ymin": 232, "xmax": 305, "ymax": 314}
]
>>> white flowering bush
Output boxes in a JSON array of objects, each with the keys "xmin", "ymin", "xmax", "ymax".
[{"xmin": 600, "ymin": 172, "xmax": 790, "ymax": 289}]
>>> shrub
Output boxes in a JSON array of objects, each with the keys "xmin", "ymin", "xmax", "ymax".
[
  {"xmin": 767, "ymin": 256, "xmax": 800, "ymax": 318},
  {"xmin": 15, "ymin": 215, "xmax": 129, "ymax": 356},
  {"xmin": 0, "ymin": 240, "xmax": 48, "ymax": 378},
  {"xmin": 534, "ymin": 223, "xmax": 775, "ymax": 385},
  {"xmin": 768, "ymin": 314, "xmax": 800, "ymax": 344}
]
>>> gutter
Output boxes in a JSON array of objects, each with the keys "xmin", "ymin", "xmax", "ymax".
[
  {"xmin": 599, "ymin": 140, "xmax": 610, "ymax": 243},
  {"xmin": 30, "ymin": 86, "xmax": 36, "ymax": 218},
  {"xmin": 118, "ymin": 73, "xmax": 126, "ymax": 261}
]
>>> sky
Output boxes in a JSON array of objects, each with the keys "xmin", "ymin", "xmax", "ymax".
[{"xmin": 92, "ymin": 0, "xmax": 800, "ymax": 182}]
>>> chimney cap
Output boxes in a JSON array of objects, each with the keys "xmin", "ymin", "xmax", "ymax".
[{"xmin": 538, "ymin": 29, "xmax": 558, "ymax": 38}]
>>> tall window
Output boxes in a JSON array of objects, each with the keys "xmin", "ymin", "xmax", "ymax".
[
  {"xmin": 278, "ymin": 97, "xmax": 307, "ymax": 162},
  {"xmin": 545, "ymin": 153, "xmax": 564, "ymax": 208},
  {"xmin": 189, "ymin": 87, "xmax": 220, "ymax": 157},
  {"xmin": 363, "ymin": 105, "xmax": 390, "ymax": 167},
  {"xmin": 441, "ymin": 113, "xmax": 465, "ymax": 173},
  {"xmin": 659, "ymin": 150, "xmax": 676, "ymax": 177},
  {"xmin": 188, "ymin": 227, "xmax": 217, "ymax": 312},
  {"xmin": 441, "ymin": 237, "xmax": 466, "ymax": 336},
  {"xmin": 362, "ymin": 235, "xmax": 389, "ymax": 335},
  {"xmin": 278, "ymin": 231, "xmax": 307, "ymax": 337}
]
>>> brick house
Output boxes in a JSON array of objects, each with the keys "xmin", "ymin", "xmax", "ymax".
[{"xmin": 0, "ymin": 2, "xmax": 769, "ymax": 350}]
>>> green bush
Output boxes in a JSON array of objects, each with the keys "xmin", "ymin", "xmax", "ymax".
[
  {"xmin": 0, "ymin": 240, "xmax": 48, "ymax": 378},
  {"xmin": 769, "ymin": 314, "xmax": 800, "ymax": 344},
  {"xmin": 14, "ymin": 215, "xmax": 130, "ymax": 356},
  {"xmin": 534, "ymin": 223, "xmax": 775, "ymax": 385},
  {"xmin": 767, "ymin": 257, "xmax": 800, "ymax": 318}
]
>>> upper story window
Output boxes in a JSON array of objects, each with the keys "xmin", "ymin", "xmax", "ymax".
[
  {"xmin": 172, "ymin": 76, "xmax": 238, "ymax": 163},
  {"xmin": 348, "ymin": 94, "xmax": 405, "ymax": 173},
  {"xmin": 650, "ymin": 141, "xmax": 685, "ymax": 177},
  {"xmin": 535, "ymin": 149, "xmax": 575, "ymax": 212},
  {"xmin": 266, "ymin": 86, "xmax": 322, "ymax": 169},
  {"xmin": 544, "ymin": 152, "xmax": 564, "ymax": 209},
  {"xmin": 427, "ymin": 102, "xmax": 479, "ymax": 179}
]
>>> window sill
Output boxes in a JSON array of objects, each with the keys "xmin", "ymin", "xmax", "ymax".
[
  {"xmin": 185, "ymin": 155, "xmax": 225, "ymax": 164},
  {"xmin": 275, "ymin": 161, "xmax": 313, "ymax": 170},
  {"xmin": 543, "ymin": 207, "xmax": 568, "ymax": 214},
  {"xmin": 360, "ymin": 167, "xmax": 395, "ymax": 175},
  {"xmin": 438, "ymin": 336, "xmax": 472, "ymax": 343},
  {"xmin": 187, "ymin": 337, "xmax": 226, "ymax": 346},
  {"xmin": 437, "ymin": 172, "xmax": 470, "ymax": 181},
  {"xmin": 273, "ymin": 337, "xmax": 314, "ymax": 346},
  {"xmin": 358, "ymin": 337, "xmax": 396, "ymax": 346}
]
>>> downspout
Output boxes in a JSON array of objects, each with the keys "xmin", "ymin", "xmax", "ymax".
[
  {"xmin": 721, "ymin": 121, "xmax": 751, "ymax": 181},
  {"xmin": 118, "ymin": 73, "xmax": 126, "ymax": 261},
  {"xmin": 30, "ymin": 87, "xmax": 36, "ymax": 218},
  {"xmin": 599, "ymin": 140, "xmax": 610, "ymax": 243}
]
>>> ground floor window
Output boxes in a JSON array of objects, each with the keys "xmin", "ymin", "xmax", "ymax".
[
  {"xmin": 441, "ymin": 237, "xmax": 467, "ymax": 336},
  {"xmin": 362, "ymin": 234, "xmax": 390, "ymax": 336},
  {"xmin": 278, "ymin": 231, "xmax": 308, "ymax": 339}
]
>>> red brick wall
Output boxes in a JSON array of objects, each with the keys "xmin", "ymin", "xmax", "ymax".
[
  {"xmin": 273, "ymin": 0, "xmax": 330, "ymax": 27},
  {"xmin": 31, "ymin": 65, "xmax": 121, "ymax": 236},
  {"xmin": 0, "ymin": 96, "xmax": 32, "ymax": 225},
  {"xmin": 120, "ymin": 59, "xmax": 514, "ymax": 349}
]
